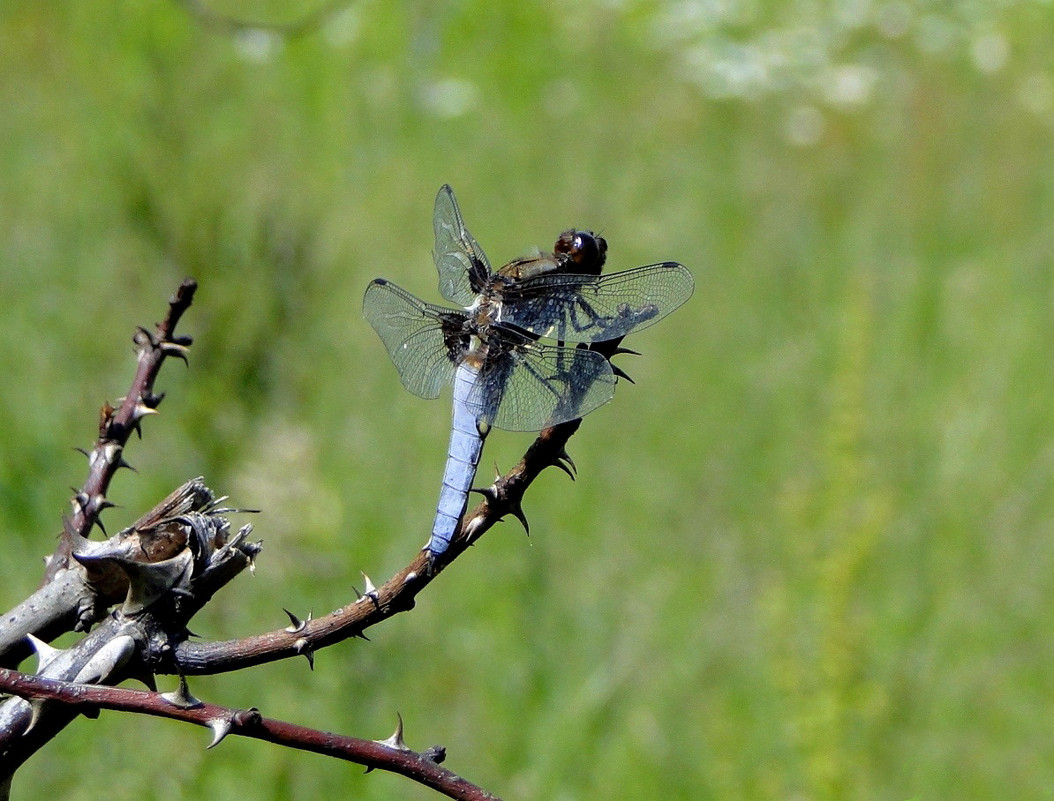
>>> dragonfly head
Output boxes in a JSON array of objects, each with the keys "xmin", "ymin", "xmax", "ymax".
[{"xmin": 554, "ymin": 230, "xmax": 607, "ymax": 275}]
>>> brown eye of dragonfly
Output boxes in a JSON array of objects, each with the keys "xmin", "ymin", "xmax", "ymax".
[{"xmin": 569, "ymin": 231, "xmax": 607, "ymax": 274}]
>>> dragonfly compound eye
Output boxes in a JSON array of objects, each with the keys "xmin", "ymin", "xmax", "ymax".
[{"xmin": 570, "ymin": 231, "xmax": 607, "ymax": 274}]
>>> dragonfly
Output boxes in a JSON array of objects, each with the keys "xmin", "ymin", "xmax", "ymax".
[{"xmin": 363, "ymin": 185, "xmax": 694, "ymax": 559}]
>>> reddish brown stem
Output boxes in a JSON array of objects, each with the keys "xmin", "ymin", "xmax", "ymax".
[
  {"xmin": 0, "ymin": 669, "xmax": 500, "ymax": 800},
  {"xmin": 43, "ymin": 279, "xmax": 197, "ymax": 583}
]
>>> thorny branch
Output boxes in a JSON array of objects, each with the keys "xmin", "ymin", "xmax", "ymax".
[
  {"xmin": 171, "ymin": 341, "xmax": 628, "ymax": 676},
  {"xmin": 0, "ymin": 279, "xmax": 198, "ymax": 668},
  {"xmin": 52, "ymin": 277, "xmax": 198, "ymax": 576},
  {"xmin": 0, "ymin": 278, "xmax": 615, "ymax": 799},
  {"xmin": 171, "ymin": 420, "xmax": 583, "ymax": 675},
  {"xmin": 0, "ymin": 671, "xmax": 498, "ymax": 801}
]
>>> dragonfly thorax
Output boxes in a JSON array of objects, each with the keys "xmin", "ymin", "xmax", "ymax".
[{"xmin": 468, "ymin": 291, "xmax": 503, "ymax": 332}]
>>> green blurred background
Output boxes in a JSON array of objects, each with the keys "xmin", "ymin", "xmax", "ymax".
[{"xmin": 2, "ymin": 1, "xmax": 1053, "ymax": 798}]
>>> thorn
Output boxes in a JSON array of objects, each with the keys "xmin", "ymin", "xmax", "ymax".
[
  {"xmin": 611, "ymin": 346, "xmax": 641, "ymax": 357},
  {"xmin": 70, "ymin": 491, "xmax": 90, "ymax": 515},
  {"xmin": 99, "ymin": 441, "xmax": 122, "ymax": 466},
  {"xmin": 119, "ymin": 549, "xmax": 195, "ymax": 615},
  {"xmin": 206, "ymin": 717, "xmax": 232, "ymax": 749},
  {"xmin": 25, "ymin": 634, "xmax": 63, "ymax": 674},
  {"xmin": 160, "ymin": 341, "xmax": 190, "ymax": 363},
  {"xmin": 282, "ymin": 611, "xmax": 303, "ymax": 636},
  {"xmin": 611, "ymin": 364, "xmax": 635, "ymax": 384},
  {"xmin": 71, "ymin": 535, "xmax": 134, "ymax": 562},
  {"xmin": 161, "ymin": 673, "xmax": 202, "ymax": 709},
  {"xmin": 283, "ymin": 608, "xmax": 308, "ymax": 633},
  {"xmin": 374, "ymin": 712, "xmax": 409, "ymax": 751},
  {"xmin": 469, "ymin": 485, "xmax": 499, "ymax": 504},
  {"xmin": 359, "ymin": 573, "xmax": 380, "ymax": 608},
  {"xmin": 507, "ymin": 499, "xmax": 530, "ymax": 535},
  {"xmin": 353, "ymin": 630, "xmax": 371, "ymax": 641},
  {"xmin": 142, "ymin": 390, "xmax": 165, "ymax": 409},
  {"xmin": 116, "ymin": 455, "xmax": 137, "ymax": 472},
  {"xmin": 73, "ymin": 447, "xmax": 90, "ymax": 459},
  {"xmin": 556, "ymin": 447, "xmax": 576, "ymax": 473},
  {"xmin": 550, "ymin": 457, "xmax": 576, "ymax": 481},
  {"xmin": 294, "ymin": 638, "xmax": 314, "ymax": 670},
  {"xmin": 131, "ymin": 402, "xmax": 160, "ymax": 422},
  {"xmin": 461, "ymin": 514, "xmax": 485, "ymax": 543},
  {"xmin": 73, "ymin": 635, "xmax": 136, "ymax": 684},
  {"xmin": 24, "ymin": 698, "xmax": 46, "ymax": 734},
  {"xmin": 134, "ymin": 326, "xmax": 160, "ymax": 349}
]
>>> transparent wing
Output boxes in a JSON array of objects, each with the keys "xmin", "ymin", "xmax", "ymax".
[
  {"xmin": 433, "ymin": 184, "xmax": 491, "ymax": 306},
  {"xmin": 498, "ymin": 262, "xmax": 695, "ymax": 343},
  {"xmin": 362, "ymin": 279, "xmax": 461, "ymax": 400},
  {"xmin": 462, "ymin": 331, "xmax": 617, "ymax": 432}
]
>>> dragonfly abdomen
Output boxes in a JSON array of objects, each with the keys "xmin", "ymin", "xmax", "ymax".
[{"xmin": 426, "ymin": 362, "xmax": 487, "ymax": 556}]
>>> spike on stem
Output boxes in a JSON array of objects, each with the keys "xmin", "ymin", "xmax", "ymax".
[
  {"xmin": 206, "ymin": 717, "xmax": 233, "ymax": 749},
  {"xmin": 283, "ymin": 609, "xmax": 307, "ymax": 633},
  {"xmin": 374, "ymin": 712, "xmax": 409, "ymax": 751},
  {"xmin": 294, "ymin": 638, "xmax": 315, "ymax": 670},
  {"xmin": 161, "ymin": 674, "xmax": 202, "ymax": 709}
]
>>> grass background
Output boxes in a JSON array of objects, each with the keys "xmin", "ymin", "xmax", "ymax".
[{"xmin": 2, "ymin": 1, "xmax": 1053, "ymax": 798}]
